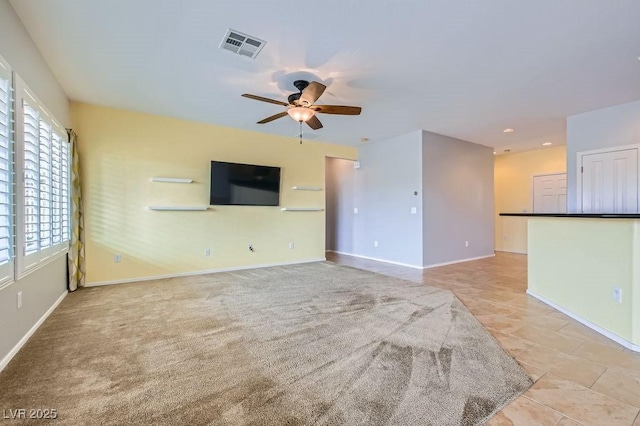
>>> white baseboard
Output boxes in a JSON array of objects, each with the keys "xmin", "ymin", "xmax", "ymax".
[
  {"xmin": 423, "ymin": 254, "xmax": 496, "ymax": 269},
  {"xmin": 526, "ymin": 290, "xmax": 640, "ymax": 353},
  {"xmin": 327, "ymin": 251, "xmax": 495, "ymax": 270},
  {"xmin": 85, "ymin": 258, "xmax": 327, "ymax": 287},
  {"xmin": 326, "ymin": 251, "xmax": 424, "ymax": 269},
  {"xmin": 495, "ymin": 249, "xmax": 528, "ymax": 255},
  {"xmin": 0, "ymin": 290, "xmax": 68, "ymax": 373}
]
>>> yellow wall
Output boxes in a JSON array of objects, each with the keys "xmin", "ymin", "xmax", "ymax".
[
  {"xmin": 528, "ymin": 218, "xmax": 639, "ymax": 346},
  {"xmin": 71, "ymin": 102, "xmax": 357, "ymax": 284},
  {"xmin": 494, "ymin": 146, "xmax": 566, "ymax": 253}
]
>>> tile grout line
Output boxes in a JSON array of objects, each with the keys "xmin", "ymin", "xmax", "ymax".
[
  {"xmin": 521, "ymin": 394, "xmax": 580, "ymax": 425},
  {"xmin": 588, "ymin": 366, "xmax": 608, "ymax": 389}
]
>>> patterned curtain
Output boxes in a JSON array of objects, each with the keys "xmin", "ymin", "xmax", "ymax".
[{"xmin": 67, "ymin": 129, "xmax": 85, "ymax": 291}]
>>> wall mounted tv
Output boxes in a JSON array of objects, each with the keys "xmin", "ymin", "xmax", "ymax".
[{"xmin": 210, "ymin": 161, "xmax": 281, "ymax": 206}]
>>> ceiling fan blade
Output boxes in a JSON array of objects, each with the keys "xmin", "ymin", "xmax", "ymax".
[
  {"xmin": 299, "ymin": 82, "xmax": 326, "ymax": 106},
  {"xmin": 257, "ymin": 111, "xmax": 288, "ymax": 124},
  {"xmin": 242, "ymin": 94, "xmax": 289, "ymax": 107},
  {"xmin": 306, "ymin": 115, "xmax": 323, "ymax": 130},
  {"xmin": 313, "ymin": 105, "xmax": 362, "ymax": 115}
]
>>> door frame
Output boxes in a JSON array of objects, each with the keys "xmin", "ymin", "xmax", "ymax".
[
  {"xmin": 576, "ymin": 144, "xmax": 640, "ymax": 213},
  {"xmin": 531, "ymin": 172, "xmax": 567, "ymax": 213}
]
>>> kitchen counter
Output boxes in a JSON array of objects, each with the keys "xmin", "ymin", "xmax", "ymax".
[{"xmin": 523, "ymin": 216, "xmax": 639, "ymax": 352}]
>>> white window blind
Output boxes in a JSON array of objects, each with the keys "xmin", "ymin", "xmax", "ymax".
[
  {"xmin": 15, "ymin": 74, "xmax": 70, "ymax": 277},
  {"xmin": 23, "ymin": 102, "xmax": 39, "ymax": 255},
  {"xmin": 0, "ymin": 55, "xmax": 13, "ymax": 286}
]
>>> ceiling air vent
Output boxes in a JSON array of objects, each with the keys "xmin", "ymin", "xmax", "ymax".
[{"xmin": 220, "ymin": 29, "xmax": 266, "ymax": 59}]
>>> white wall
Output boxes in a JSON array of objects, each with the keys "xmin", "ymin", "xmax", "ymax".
[
  {"xmin": 422, "ymin": 131, "xmax": 495, "ymax": 266},
  {"xmin": 0, "ymin": 0, "xmax": 69, "ymax": 367},
  {"xmin": 354, "ymin": 131, "xmax": 424, "ymax": 267},
  {"xmin": 325, "ymin": 157, "xmax": 356, "ymax": 253},
  {"xmin": 566, "ymin": 100, "xmax": 640, "ymax": 212}
]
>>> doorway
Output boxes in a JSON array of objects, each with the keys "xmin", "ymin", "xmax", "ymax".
[{"xmin": 325, "ymin": 157, "xmax": 356, "ymax": 254}]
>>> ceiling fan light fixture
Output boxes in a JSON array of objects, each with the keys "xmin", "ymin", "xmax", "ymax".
[{"xmin": 287, "ymin": 106, "xmax": 315, "ymax": 122}]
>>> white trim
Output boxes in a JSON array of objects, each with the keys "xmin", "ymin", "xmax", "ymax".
[
  {"xmin": 422, "ymin": 254, "xmax": 496, "ymax": 269},
  {"xmin": 526, "ymin": 289, "xmax": 640, "ymax": 353},
  {"xmin": 291, "ymin": 186, "xmax": 322, "ymax": 191},
  {"xmin": 85, "ymin": 258, "xmax": 327, "ymax": 287},
  {"xmin": 147, "ymin": 206, "xmax": 208, "ymax": 211},
  {"xmin": 327, "ymin": 251, "xmax": 496, "ymax": 270},
  {"xmin": 576, "ymin": 144, "xmax": 640, "ymax": 213},
  {"xmin": 150, "ymin": 177, "xmax": 193, "ymax": 183},
  {"xmin": 495, "ymin": 248, "xmax": 527, "ymax": 255},
  {"xmin": 326, "ymin": 250, "xmax": 424, "ymax": 269},
  {"xmin": 0, "ymin": 290, "xmax": 67, "ymax": 373},
  {"xmin": 281, "ymin": 207, "xmax": 324, "ymax": 211}
]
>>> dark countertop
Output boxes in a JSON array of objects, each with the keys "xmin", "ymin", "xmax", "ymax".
[{"xmin": 499, "ymin": 213, "xmax": 640, "ymax": 219}]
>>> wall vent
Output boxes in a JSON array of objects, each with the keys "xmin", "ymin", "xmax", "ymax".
[{"xmin": 220, "ymin": 29, "xmax": 266, "ymax": 59}]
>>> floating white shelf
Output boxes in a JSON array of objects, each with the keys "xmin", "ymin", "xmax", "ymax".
[
  {"xmin": 281, "ymin": 207, "xmax": 324, "ymax": 212},
  {"xmin": 148, "ymin": 206, "xmax": 208, "ymax": 211},
  {"xmin": 291, "ymin": 186, "xmax": 322, "ymax": 191},
  {"xmin": 150, "ymin": 177, "xmax": 193, "ymax": 183}
]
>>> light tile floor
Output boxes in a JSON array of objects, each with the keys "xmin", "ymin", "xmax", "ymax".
[{"xmin": 326, "ymin": 251, "xmax": 640, "ymax": 426}]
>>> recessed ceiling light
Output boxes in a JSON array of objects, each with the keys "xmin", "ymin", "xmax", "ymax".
[
  {"xmin": 493, "ymin": 151, "xmax": 496, "ymax": 155},
  {"xmin": 542, "ymin": 142, "xmax": 552, "ymax": 146},
  {"xmin": 503, "ymin": 128, "xmax": 514, "ymax": 133}
]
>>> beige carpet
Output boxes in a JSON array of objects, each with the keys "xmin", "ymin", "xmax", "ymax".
[{"xmin": 0, "ymin": 262, "xmax": 531, "ymax": 425}]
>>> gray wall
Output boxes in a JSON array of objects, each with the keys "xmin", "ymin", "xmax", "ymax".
[
  {"xmin": 0, "ymin": 0, "xmax": 70, "ymax": 126},
  {"xmin": 566, "ymin": 100, "xmax": 640, "ymax": 212},
  {"xmin": 354, "ymin": 131, "xmax": 423, "ymax": 267},
  {"xmin": 325, "ymin": 157, "xmax": 356, "ymax": 253},
  {"xmin": 0, "ymin": 258, "xmax": 67, "ymax": 364},
  {"xmin": 422, "ymin": 131, "xmax": 494, "ymax": 266},
  {"xmin": 0, "ymin": 0, "xmax": 69, "ymax": 366}
]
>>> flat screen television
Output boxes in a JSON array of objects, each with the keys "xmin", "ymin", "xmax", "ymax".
[{"xmin": 210, "ymin": 161, "xmax": 281, "ymax": 206}]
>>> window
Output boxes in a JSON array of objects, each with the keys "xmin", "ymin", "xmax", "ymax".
[
  {"xmin": 0, "ymin": 55, "xmax": 13, "ymax": 286},
  {"xmin": 0, "ymin": 58, "xmax": 70, "ymax": 285},
  {"xmin": 15, "ymin": 74, "xmax": 70, "ymax": 278}
]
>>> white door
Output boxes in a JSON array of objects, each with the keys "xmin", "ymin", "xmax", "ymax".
[
  {"xmin": 533, "ymin": 173, "xmax": 567, "ymax": 213},
  {"xmin": 582, "ymin": 148, "xmax": 638, "ymax": 213}
]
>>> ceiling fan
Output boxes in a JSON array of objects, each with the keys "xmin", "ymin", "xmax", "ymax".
[{"xmin": 241, "ymin": 80, "xmax": 362, "ymax": 130}]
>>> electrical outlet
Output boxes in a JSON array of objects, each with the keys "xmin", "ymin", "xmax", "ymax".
[
  {"xmin": 114, "ymin": 253, "xmax": 121, "ymax": 263},
  {"xmin": 374, "ymin": 240, "xmax": 378, "ymax": 247},
  {"xmin": 353, "ymin": 207, "xmax": 358, "ymax": 214},
  {"xmin": 613, "ymin": 287, "xmax": 622, "ymax": 303},
  {"xmin": 410, "ymin": 207, "xmax": 417, "ymax": 214},
  {"xmin": 17, "ymin": 291, "xmax": 22, "ymax": 309},
  {"xmin": 289, "ymin": 242, "xmax": 294, "ymax": 249},
  {"xmin": 204, "ymin": 248, "xmax": 211, "ymax": 256},
  {"xmin": 465, "ymin": 241, "xmax": 469, "ymax": 247}
]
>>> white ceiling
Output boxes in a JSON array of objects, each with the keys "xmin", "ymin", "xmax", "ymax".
[{"xmin": 9, "ymin": 0, "xmax": 640, "ymax": 152}]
